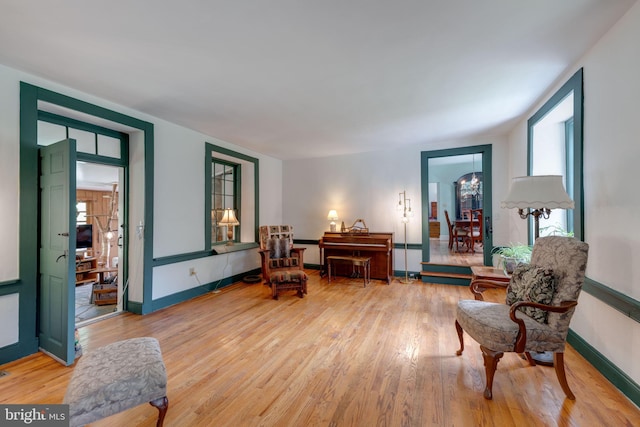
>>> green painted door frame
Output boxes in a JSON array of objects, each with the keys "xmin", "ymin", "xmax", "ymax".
[
  {"xmin": 3, "ymin": 82, "xmax": 154, "ymax": 364},
  {"xmin": 420, "ymin": 144, "xmax": 493, "ymax": 283}
]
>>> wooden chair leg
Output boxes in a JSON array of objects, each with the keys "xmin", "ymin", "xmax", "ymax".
[
  {"xmin": 150, "ymin": 396, "xmax": 169, "ymax": 427},
  {"xmin": 523, "ymin": 351, "xmax": 536, "ymax": 366},
  {"xmin": 553, "ymin": 352, "xmax": 575, "ymax": 400},
  {"xmin": 480, "ymin": 345, "xmax": 504, "ymax": 400},
  {"xmin": 455, "ymin": 320, "xmax": 464, "ymax": 356}
]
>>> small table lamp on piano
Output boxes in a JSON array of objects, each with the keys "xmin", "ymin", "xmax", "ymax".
[{"xmin": 327, "ymin": 210, "xmax": 339, "ymax": 232}]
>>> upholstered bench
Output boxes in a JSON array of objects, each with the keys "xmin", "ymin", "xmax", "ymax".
[{"xmin": 64, "ymin": 337, "xmax": 169, "ymax": 427}]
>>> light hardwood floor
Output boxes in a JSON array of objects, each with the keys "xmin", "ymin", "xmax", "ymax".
[
  {"xmin": 1, "ymin": 271, "xmax": 638, "ymax": 426},
  {"xmin": 428, "ymin": 238, "xmax": 484, "ymax": 266}
]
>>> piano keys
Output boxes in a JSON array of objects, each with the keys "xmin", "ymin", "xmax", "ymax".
[{"xmin": 319, "ymin": 232, "xmax": 393, "ymax": 284}]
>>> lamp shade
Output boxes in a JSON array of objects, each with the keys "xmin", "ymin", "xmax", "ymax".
[
  {"xmin": 501, "ymin": 175, "xmax": 574, "ymax": 210},
  {"xmin": 219, "ymin": 208, "xmax": 240, "ymax": 226},
  {"xmin": 327, "ymin": 210, "xmax": 338, "ymax": 220}
]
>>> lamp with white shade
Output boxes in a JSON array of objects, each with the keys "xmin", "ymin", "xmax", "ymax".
[
  {"xmin": 327, "ymin": 210, "xmax": 339, "ymax": 232},
  {"xmin": 218, "ymin": 208, "xmax": 240, "ymax": 245},
  {"xmin": 501, "ymin": 175, "xmax": 574, "ymax": 240}
]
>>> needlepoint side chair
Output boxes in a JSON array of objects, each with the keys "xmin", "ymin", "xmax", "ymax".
[
  {"xmin": 259, "ymin": 225, "xmax": 308, "ymax": 300},
  {"xmin": 455, "ymin": 236, "xmax": 589, "ymax": 400}
]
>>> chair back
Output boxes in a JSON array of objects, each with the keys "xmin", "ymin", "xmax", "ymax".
[
  {"xmin": 259, "ymin": 225, "xmax": 294, "ymax": 252},
  {"xmin": 529, "ymin": 236, "xmax": 589, "ymax": 335},
  {"xmin": 471, "ymin": 209, "xmax": 483, "ymax": 237},
  {"xmin": 444, "ymin": 210, "xmax": 453, "ymax": 233}
]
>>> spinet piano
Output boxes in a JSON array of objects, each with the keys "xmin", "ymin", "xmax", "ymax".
[{"xmin": 319, "ymin": 232, "xmax": 393, "ymax": 284}]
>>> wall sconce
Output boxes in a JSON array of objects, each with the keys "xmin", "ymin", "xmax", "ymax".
[{"xmin": 327, "ymin": 210, "xmax": 339, "ymax": 232}]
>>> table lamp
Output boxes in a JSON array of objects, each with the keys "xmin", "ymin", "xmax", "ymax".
[
  {"xmin": 327, "ymin": 210, "xmax": 338, "ymax": 232},
  {"xmin": 219, "ymin": 208, "xmax": 240, "ymax": 244}
]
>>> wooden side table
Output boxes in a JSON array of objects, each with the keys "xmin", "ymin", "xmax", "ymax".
[{"xmin": 469, "ymin": 266, "xmax": 510, "ymax": 301}]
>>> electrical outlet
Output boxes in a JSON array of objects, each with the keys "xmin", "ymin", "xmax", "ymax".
[{"xmin": 189, "ymin": 268, "xmax": 196, "ymax": 276}]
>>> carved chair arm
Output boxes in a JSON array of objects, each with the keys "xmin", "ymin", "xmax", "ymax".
[
  {"xmin": 508, "ymin": 300, "xmax": 578, "ymax": 353},
  {"xmin": 469, "ymin": 279, "xmax": 508, "ymax": 301}
]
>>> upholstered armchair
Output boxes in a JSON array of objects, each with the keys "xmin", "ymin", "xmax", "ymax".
[
  {"xmin": 455, "ymin": 236, "xmax": 589, "ymax": 400},
  {"xmin": 259, "ymin": 225, "xmax": 308, "ymax": 300}
]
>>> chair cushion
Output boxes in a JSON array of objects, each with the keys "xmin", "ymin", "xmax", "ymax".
[
  {"xmin": 269, "ymin": 270, "xmax": 308, "ymax": 284},
  {"xmin": 456, "ymin": 300, "xmax": 566, "ymax": 353},
  {"xmin": 506, "ymin": 264, "xmax": 556, "ymax": 324}
]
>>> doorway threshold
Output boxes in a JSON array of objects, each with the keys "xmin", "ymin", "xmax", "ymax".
[{"xmin": 76, "ymin": 310, "xmax": 122, "ymax": 328}]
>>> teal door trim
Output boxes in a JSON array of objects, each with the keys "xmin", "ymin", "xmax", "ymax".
[
  {"xmin": 7, "ymin": 82, "xmax": 155, "ymax": 364},
  {"xmin": 420, "ymin": 144, "xmax": 494, "ymax": 273}
]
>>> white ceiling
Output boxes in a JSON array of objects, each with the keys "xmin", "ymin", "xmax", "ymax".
[{"xmin": 0, "ymin": 1, "xmax": 635, "ymax": 160}]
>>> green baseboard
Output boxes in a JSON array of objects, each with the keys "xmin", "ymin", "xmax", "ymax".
[{"xmin": 567, "ymin": 329, "xmax": 640, "ymax": 407}]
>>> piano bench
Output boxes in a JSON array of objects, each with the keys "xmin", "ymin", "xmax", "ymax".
[{"xmin": 327, "ymin": 255, "xmax": 371, "ymax": 287}]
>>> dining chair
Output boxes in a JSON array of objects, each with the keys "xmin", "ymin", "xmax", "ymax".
[{"xmin": 468, "ymin": 208, "xmax": 483, "ymax": 252}]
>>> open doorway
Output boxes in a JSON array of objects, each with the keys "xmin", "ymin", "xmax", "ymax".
[
  {"xmin": 74, "ymin": 163, "xmax": 124, "ymax": 325},
  {"xmin": 428, "ymin": 154, "xmax": 484, "ymax": 266},
  {"xmin": 420, "ymin": 145, "xmax": 493, "ymax": 284},
  {"xmin": 37, "ymin": 117, "xmax": 128, "ymax": 327}
]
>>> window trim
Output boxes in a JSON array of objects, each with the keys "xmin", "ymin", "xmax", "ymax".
[
  {"xmin": 211, "ymin": 158, "xmax": 240, "ymax": 245},
  {"xmin": 205, "ymin": 143, "xmax": 260, "ymax": 249},
  {"xmin": 527, "ymin": 68, "xmax": 584, "ymax": 242}
]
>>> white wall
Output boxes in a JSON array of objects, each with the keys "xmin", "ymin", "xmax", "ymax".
[
  {"xmin": 507, "ymin": 2, "xmax": 640, "ymax": 384},
  {"xmin": 282, "ymin": 136, "xmax": 509, "ymax": 270},
  {"xmin": 0, "ymin": 65, "xmax": 21, "ymax": 281}
]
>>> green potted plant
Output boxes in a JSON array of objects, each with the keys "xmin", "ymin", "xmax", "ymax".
[
  {"xmin": 540, "ymin": 223, "xmax": 574, "ymax": 237},
  {"xmin": 493, "ymin": 243, "xmax": 532, "ymax": 275}
]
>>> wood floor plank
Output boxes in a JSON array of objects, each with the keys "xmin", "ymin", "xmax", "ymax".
[{"xmin": 1, "ymin": 270, "xmax": 639, "ymax": 426}]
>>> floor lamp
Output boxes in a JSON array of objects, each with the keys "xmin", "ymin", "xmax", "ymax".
[
  {"xmin": 501, "ymin": 175, "xmax": 574, "ymax": 239},
  {"xmin": 397, "ymin": 191, "xmax": 413, "ymax": 284},
  {"xmin": 502, "ymin": 175, "xmax": 574, "ymax": 365}
]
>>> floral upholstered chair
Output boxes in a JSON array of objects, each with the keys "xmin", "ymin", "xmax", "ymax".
[
  {"xmin": 259, "ymin": 225, "xmax": 308, "ymax": 300},
  {"xmin": 455, "ymin": 236, "xmax": 589, "ymax": 400}
]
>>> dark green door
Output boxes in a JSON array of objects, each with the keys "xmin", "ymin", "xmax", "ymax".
[{"xmin": 39, "ymin": 139, "xmax": 76, "ymax": 365}]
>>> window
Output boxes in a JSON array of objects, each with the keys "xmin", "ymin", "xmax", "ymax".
[
  {"xmin": 211, "ymin": 159, "xmax": 239, "ymax": 244},
  {"xmin": 528, "ymin": 68, "xmax": 583, "ymax": 241},
  {"xmin": 205, "ymin": 143, "xmax": 259, "ymax": 250},
  {"xmin": 76, "ymin": 202, "xmax": 88, "ymax": 224}
]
